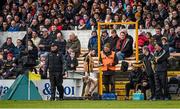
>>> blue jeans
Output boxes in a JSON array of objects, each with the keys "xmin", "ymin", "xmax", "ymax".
[
  {"xmin": 169, "ymin": 47, "xmax": 175, "ymax": 53},
  {"xmin": 116, "ymin": 52, "xmax": 125, "ymax": 60}
]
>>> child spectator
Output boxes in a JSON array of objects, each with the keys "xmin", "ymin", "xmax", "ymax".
[
  {"xmin": 39, "ymin": 54, "xmax": 47, "ymax": 79},
  {"xmin": 66, "ymin": 51, "xmax": 78, "ymax": 71}
]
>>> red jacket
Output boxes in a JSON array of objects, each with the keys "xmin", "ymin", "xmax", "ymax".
[{"xmin": 138, "ymin": 34, "xmax": 149, "ymax": 47}]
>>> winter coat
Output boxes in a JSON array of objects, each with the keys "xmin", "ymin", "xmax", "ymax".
[
  {"xmin": 116, "ymin": 38, "xmax": 133, "ymax": 57},
  {"xmin": 66, "ymin": 37, "xmax": 81, "ymax": 57},
  {"xmin": 45, "ymin": 52, "xmax": 64, "ymax": 75}
]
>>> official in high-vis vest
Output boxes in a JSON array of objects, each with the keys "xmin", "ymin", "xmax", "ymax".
[{"xmin": 99, "ymin": 43, "xmax": 118, "ymax": 93}]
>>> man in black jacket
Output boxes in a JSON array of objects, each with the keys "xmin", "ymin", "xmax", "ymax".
[
  {"xmin": 125, "ymin": 62, "xmax": 149, "ymax": 100},
  {"xmin": 154, "ymin": 42, "xmax": 170, "ymax": 100},
  {"xmin": 38, "ymin": 28, "xmax": 52, "ymax": 56},
  {"xmin": 142, "ymin": 46, "xmax": 155, "ymax": 100},
  {"xmin": 153, "ymin": 27, "xmax": 163, "ymax": 43},
  {"xmin": 45, "ymin": 43, "xmax": 66, "ymax": 100}
]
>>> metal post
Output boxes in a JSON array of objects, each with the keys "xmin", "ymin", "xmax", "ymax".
[
  {"xmin": 97, "ymin": 23, "xmax": 103, "ymax": 96},
  {"xmin": 135, "ymin": 21, "xmax": 139, "ymax": 62},
  {"xmin": 28, "ymin": 73, "xmax": 30, "ymax": 100}
]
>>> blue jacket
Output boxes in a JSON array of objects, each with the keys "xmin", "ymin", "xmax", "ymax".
[
  {"xmin": 88, "ymin": 35, "xmax": 98, "ymax": 50},
  {"xmin": 8, "ymin": 26, "xmax": 20, "ymax": 32}
]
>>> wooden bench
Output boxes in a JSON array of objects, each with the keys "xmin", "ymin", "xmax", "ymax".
[{"xmin": 170, "ymin": 53, "xmax": 180, "ymax": 57}]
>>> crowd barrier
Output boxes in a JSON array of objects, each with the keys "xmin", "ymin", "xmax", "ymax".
[{"xmin": 0, "ymin": 78, "xmax": 83, "ymax": 100}]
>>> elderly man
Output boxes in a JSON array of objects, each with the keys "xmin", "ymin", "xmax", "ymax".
[{"xmin": 66, "ymin": 32, "xmax": 81, "ymax": 57}]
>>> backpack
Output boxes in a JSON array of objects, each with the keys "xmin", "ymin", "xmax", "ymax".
[{"xmin": 168, "ymin": 77, "xmax": 180, "ymax": 94}]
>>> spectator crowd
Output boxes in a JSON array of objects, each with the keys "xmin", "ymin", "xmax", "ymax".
[{"xmin": 0, "ymin": 0, "xmax": 179, "ymax": 79}]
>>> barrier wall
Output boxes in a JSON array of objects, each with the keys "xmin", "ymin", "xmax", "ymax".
[
  {"xmin": 0, "ymin": 78, "xmax": 83, "ymax": 100},
  {"xmin": 0, "ymin": 29, "xmax": 155, "ymax": 49}
]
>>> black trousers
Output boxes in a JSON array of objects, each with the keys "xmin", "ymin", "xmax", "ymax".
[
  {"xmin": 103, "ymin": 74, "xmax": 115, "ymax": 93},
  {"xmin": 148, "ymin": 75, "xmax": 156, "ymax": 99},
  {"xmin": 49, "ymin": 73, "xmax": 64, "ymax": 100},
  {"xmin": 154, "ymin": 71, "xmax": 168, "ymax": 99}
]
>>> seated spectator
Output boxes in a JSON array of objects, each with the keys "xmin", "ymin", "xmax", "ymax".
[
  {"xmin": 31, "ymin": 31, "xmax": 41, "ymax": 48},
  {"xmin": 146, "ymin": 32, "xmax": 155, "ymax": 53},
  {"xmin": 27, "ymin": 40, "xmax": 38, "ymax": 61},
  {"xmin": 65, "ymin": 51, "xmax": 78, "ymax": 71},
  {"xmin": 14, "ymin": 39, "xmax": 25, "ymax": 59},
  {"xmin": 66, "ymin": 32, "xmax": 81, "ymax": 57},
  {"xmin": 89, "ymin": 18, "xmax": 97, "ymax": 30},
  {"xmin": 175, "ymin": 26, "xmax": 180, "ymax": 53},
  {"xmin": 122, "ymin": 29, "xmax": 133, "ymax": 56},
  {"xmin": 167, "ymin": 27, "xmax": 176, "ymax": 52},
  {"xmin": 138, "ymin": 32, "xmax": 149, "ymax": 47},
  {"xmin": 88, "ymin": 30, "xmax": 98, "ymax": 55},
  {"xmin": 116, "ymin": 31, "xmax": 133, "ymax": 60},
  {"xmin": 2, "ymin": 53, "xmax": 16, "ymax": 79},
  {"xmin": 38, "ymin": 28, "xmax": 52, "ymax": 56},
  {"xmin": 64, "ymin": 4, "xmax": 75, "ymax": 21},
  {"xmin": 110, "ymin": 0, "xmax": 119, "ymax": 14},
  {"xmin": 101, "ymin": 30, "xmax": 111, "ymax": 50},
  {"xmin": 30, "ymin": 19, "xmax": 39, "ymax": 31},
  {"xmin": 1, "ymin": 37, "xmax": 15, "ymax": 60},
  {"xmin": 163, "ymin": 24, "xmax": 170, "ymax": 37},
  {"xmin": 109, "ymin": 29, "xmax": 119, "ymax": 51},
  {"xmin": 83, "ymin": 14, "xmax": 91, "ymax": 29},
  {"xmin": 52, "ymin": 19, "xmax": 63, "ymax": 31},
  {"xmin": 161, "ymin": 37, "xmax": 169, "ymax": 52},
  {"xmin": 49, "ymin": 25, "xmax": 59, "ymax": 41},
  {"xmin": 1, "ymin": 22, "xmax": 9, "ymax": 31},
  {"xmin": 22, "ymin": 27, "xmax": 33, "ymax": 46},
  {"xmin": 74, "ymin": 13, "xmax": 81, "ymax": 26},
  {"xmin": 44, "ymin": 18, "xmax": 51, "ymax": 29},
  {"xmin": 153, "ymin": 27, "xmax": 163, "ymax": 43},
  {"xmin": 54, "ymin": 32, "xmax": 66, "ymax": 55},
  {"xmin": 8, "ymin": 20, "xmax": 19, "ymax": 32},
  {"xmin": 78, "ymin": 19, "xmax": 86, "ymax": 30}
]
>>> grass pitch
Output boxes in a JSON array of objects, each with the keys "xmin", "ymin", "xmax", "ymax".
[{"xmin": 0, "ymin": 100, "xmax": 180, "ymax": 108}]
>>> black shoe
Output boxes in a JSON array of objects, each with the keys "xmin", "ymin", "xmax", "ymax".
[
  {"xmin": 57, "ymin": 97, "xmax": 64, "ymax": 101},
  {"xmin": 50, "ymin": 97, "xmax": 55, "ymax": 101}
]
